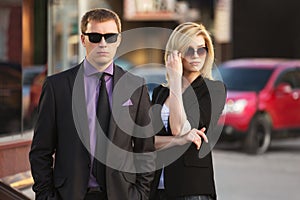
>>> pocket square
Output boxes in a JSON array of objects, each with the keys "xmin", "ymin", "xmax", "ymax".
[{"xmin": 122, "ymin": 99, "xmax": 133, "ymax": 106}]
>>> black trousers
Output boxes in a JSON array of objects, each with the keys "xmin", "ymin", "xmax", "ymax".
[
  {"xmin": 153, "ymin": 189, "xmax": 215, "ymax": 200},
  {"xmin": 84, "ymin": 187, "xmax": 107, "ymax": 200}
]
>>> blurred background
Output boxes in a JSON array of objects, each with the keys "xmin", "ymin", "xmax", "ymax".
[{"xmin": 0, "ymin": 0, "xmax": 299, "ymax": 199}]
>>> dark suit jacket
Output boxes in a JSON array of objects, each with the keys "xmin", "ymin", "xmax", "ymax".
[
  {"xmin": 149, "ymin": 75, "xmax": 226, "ymax": 199},
  {"xmin": 29, "ymin": 63, "xmax": 155, "ymax": 200}
]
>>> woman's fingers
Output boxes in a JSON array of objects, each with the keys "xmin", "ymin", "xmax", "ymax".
[
  {"xmin": 193, "ymin": 137, "xmax": 201, "ymax": 150},
  {"xmin": 172, "ymin": 51, "xmax": 181, "ymax": 64},
  {"xmin": 181, "ymin": 128, "xmax": 208, "ymax": 149},
  {"xmin": 189, "ymin": 128, "xmax": 208, "ymax": 150},
  {"xmin": 187, "ymin": 129, "xmax": 200, "ymax": 150},
  {"xmin": 167, "ymin": 51, "xmax": 182, "ymax": 67},
  {"xmin": 196, "ymin": 128, "xmax": 208, "ymax": 143}
]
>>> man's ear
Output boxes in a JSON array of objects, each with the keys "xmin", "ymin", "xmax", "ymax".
[
  {"xmin": 81, "ymin": 35, "xmax": 86, "ymax": 47},
  {"xmin": 116, "ymin": 34, "xmax": 122, "ymax": 47}
]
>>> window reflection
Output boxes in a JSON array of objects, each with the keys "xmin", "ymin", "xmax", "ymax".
[{"xmin": 0, "ymin": 1, "xmax": 22, "ymax": 135}]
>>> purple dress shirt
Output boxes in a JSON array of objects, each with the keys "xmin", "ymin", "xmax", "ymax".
[{"xmin": 83, "ymin": 59, "xmax": 113, "ymax": 187}]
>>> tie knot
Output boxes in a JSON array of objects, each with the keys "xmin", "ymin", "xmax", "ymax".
[
  {"xmin": 100, "ymin": 72, "xmax": 112, "ymax": 82},
  {"xmin": 100, "ymin": 73, "xmax": 106, "ymax": 81}
]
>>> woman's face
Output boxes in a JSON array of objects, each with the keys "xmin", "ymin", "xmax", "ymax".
[{"xmin": 182, "ymin": 34, "xmax": 207, "ymax": 74}]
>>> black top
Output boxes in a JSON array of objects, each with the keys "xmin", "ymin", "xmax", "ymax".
[{"xmin": 149, "ymin": 75, "xmax": 226, "ymax": 199}]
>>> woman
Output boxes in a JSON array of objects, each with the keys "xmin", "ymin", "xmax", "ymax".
[{"xmin": 150, "ymin": 22, "xmax": 226, "ymax": 200}]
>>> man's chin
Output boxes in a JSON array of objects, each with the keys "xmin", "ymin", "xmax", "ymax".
[{"xmin": 90, "ymin": 59, "xmax": 113, "ymax": 68}]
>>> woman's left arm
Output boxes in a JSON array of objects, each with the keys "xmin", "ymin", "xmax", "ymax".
[{"xmin": 167, "ymin": 51, "xmax": 191, "ymax": 136}]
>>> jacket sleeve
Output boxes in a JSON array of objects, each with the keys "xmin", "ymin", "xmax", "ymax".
[
  {"xmin": 132, "ymin": 80, "xmax": 156, "ymax": 200},
  {"xmin": 29, "ymin": 78, "xmax": 57, "ymax": 199},
  {"xmin": 197, "ymin": 80, "xmax": 227, "ymax": 157},
  {"xmin": 207, "ymin": 80, "xmax": 227, "ymax": 129}
]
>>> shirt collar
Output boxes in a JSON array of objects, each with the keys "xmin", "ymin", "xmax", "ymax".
[{"xmin": 84, "ymin": 59, "xmax": 114, "ymax": 77}]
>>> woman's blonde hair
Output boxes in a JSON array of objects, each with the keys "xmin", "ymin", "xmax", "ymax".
[{"xmin": 165, "ymin": 22, "xmax": 214, "ymax": 81}]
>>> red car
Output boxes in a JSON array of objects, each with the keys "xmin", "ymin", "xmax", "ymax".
[
  {"xmin": 215, "ymin": 58, "xmax": 300, "ymax": 154},
  {"xmin": 26, "ymin": 68, "xmax": 47, "ymax": 127}
]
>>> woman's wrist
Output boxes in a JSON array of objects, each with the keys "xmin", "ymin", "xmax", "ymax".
[
  {"xmin": 169, "ymin": 81, "xmax": 181, "ymax": 91},
  {"xmin": 176, "ymin": 134, "xmax": 190, "ymax": 146}
]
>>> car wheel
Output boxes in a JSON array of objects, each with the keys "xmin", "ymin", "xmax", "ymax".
[{"xmin": 244, "ymin": 114, "xmax": 272, "ymax": 154}]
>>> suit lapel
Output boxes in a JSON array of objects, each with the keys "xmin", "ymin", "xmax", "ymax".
[{"xmin": 107, "ymin": 65, "xmax": 125, "ymax": 140}]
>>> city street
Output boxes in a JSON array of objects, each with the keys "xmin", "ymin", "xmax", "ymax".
[
  {"xmin": 213, "ymin": 137, "xmax": 300, "ymax": 200},
  {"xmin": 2, "ymin": 1, "xmax": 300, "ymax": 200}
]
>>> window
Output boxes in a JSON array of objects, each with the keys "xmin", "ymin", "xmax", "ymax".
[{"xmin": 276, "ymin": 69, "xmax": 297, "ymax": 89}]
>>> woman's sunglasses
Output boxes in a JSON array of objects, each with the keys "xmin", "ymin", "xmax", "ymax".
[
  {"xmin": 185, "ymin": 47, "xmax": 208, "ymax": 57},
  {"xmin": 82, "ymin": 32, "xmax": 119, "ymax": 43}
]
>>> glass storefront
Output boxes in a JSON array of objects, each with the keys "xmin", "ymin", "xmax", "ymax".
[
  {"xmin": 0, "ymin": 0, "xmax": 22, "ymax": 135},
  {"xmin": 0, "ymin": 0, "xmax": 215, "ymax": 137},
  {"xmin": 0, "ymin": 0, "xmax": 114, "ymax": 137},
  {"xmin": 47, "ymin": 0, "xmax": 79, "ymax": 74}
]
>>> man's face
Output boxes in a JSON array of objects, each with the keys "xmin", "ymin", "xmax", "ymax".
[{"xmin": 81, "ymin": 20, "xmax": 121, "ymax": 70}]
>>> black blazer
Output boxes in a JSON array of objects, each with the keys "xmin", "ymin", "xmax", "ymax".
[
  {"xmin": 29, "ymin": 63, "xmax": 155, "ymax": 200},
  {"xmin": 149, "ymin": 75, "xmax": 226, "ymax": 199}
]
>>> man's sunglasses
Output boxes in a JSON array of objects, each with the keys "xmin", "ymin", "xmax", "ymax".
[
  {"xmin": 185, "ymin": 47, "xmax": 208, "ymax": 57},
  {"xmin": 82, "ymin": 32, "xmax": 119, "ymax": 43}
]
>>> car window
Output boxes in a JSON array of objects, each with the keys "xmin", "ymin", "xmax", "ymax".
[
  {"xmin": 130, "ymin": 67, "xmax": 166, "ymax": 100},
  {"xmin": 294, "ymin": 69, "xmax": 300, "ymax": 88},
  {"xmin": 217, "ymin": 67, "xmax": 274, "ymax": 91},
  {"xmin": 275, "ymin": 69, "xmax": 297, "ymax": 89},
  {"xmin": 23, "ymin": 66, "xmax": 45, "ymax": 86}
]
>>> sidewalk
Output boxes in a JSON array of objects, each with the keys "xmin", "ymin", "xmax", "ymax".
[
  {"xmin": 0, "ymin": 129, "xmax": 34, "ymax": 199},
  {"xmin": 20, "ymin": 186, "xmax": 34, "ymax": 200},
  {"xmin": 0, "ymin": 171, "xmax": 34, "ymax": 199}
]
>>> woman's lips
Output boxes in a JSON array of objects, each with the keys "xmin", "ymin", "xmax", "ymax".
[{"xmin": 190, "ymin": 62, "xmax": 201, "ymax": 66}]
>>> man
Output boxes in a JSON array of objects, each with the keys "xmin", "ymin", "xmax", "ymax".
[{"xmin": 29, "ymin": 8, "xmax": 155, "ymax": 200}]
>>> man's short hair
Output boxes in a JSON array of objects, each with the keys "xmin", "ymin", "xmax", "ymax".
[{"xmin": 81, "ymin": 8, "xmax": 121, "ymax": 33}]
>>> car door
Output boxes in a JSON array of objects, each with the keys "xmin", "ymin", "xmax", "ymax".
[
  {"xmin": 273, "ymin": 69, "xmax": 300, "ymax": 129},
  {"xmin": 292, "ymin": 68, "xmax": 300, "ymax": 128}
]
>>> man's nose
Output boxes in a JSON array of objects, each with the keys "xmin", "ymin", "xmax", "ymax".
[{"xmin": 99, "ymin": 36, "xmax": 107, "ymax": 46}]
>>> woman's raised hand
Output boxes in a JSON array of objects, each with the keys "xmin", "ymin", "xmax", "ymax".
[{"xmin": 166, "ymin": 50, "xmax": 183, "ymax": 81}]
